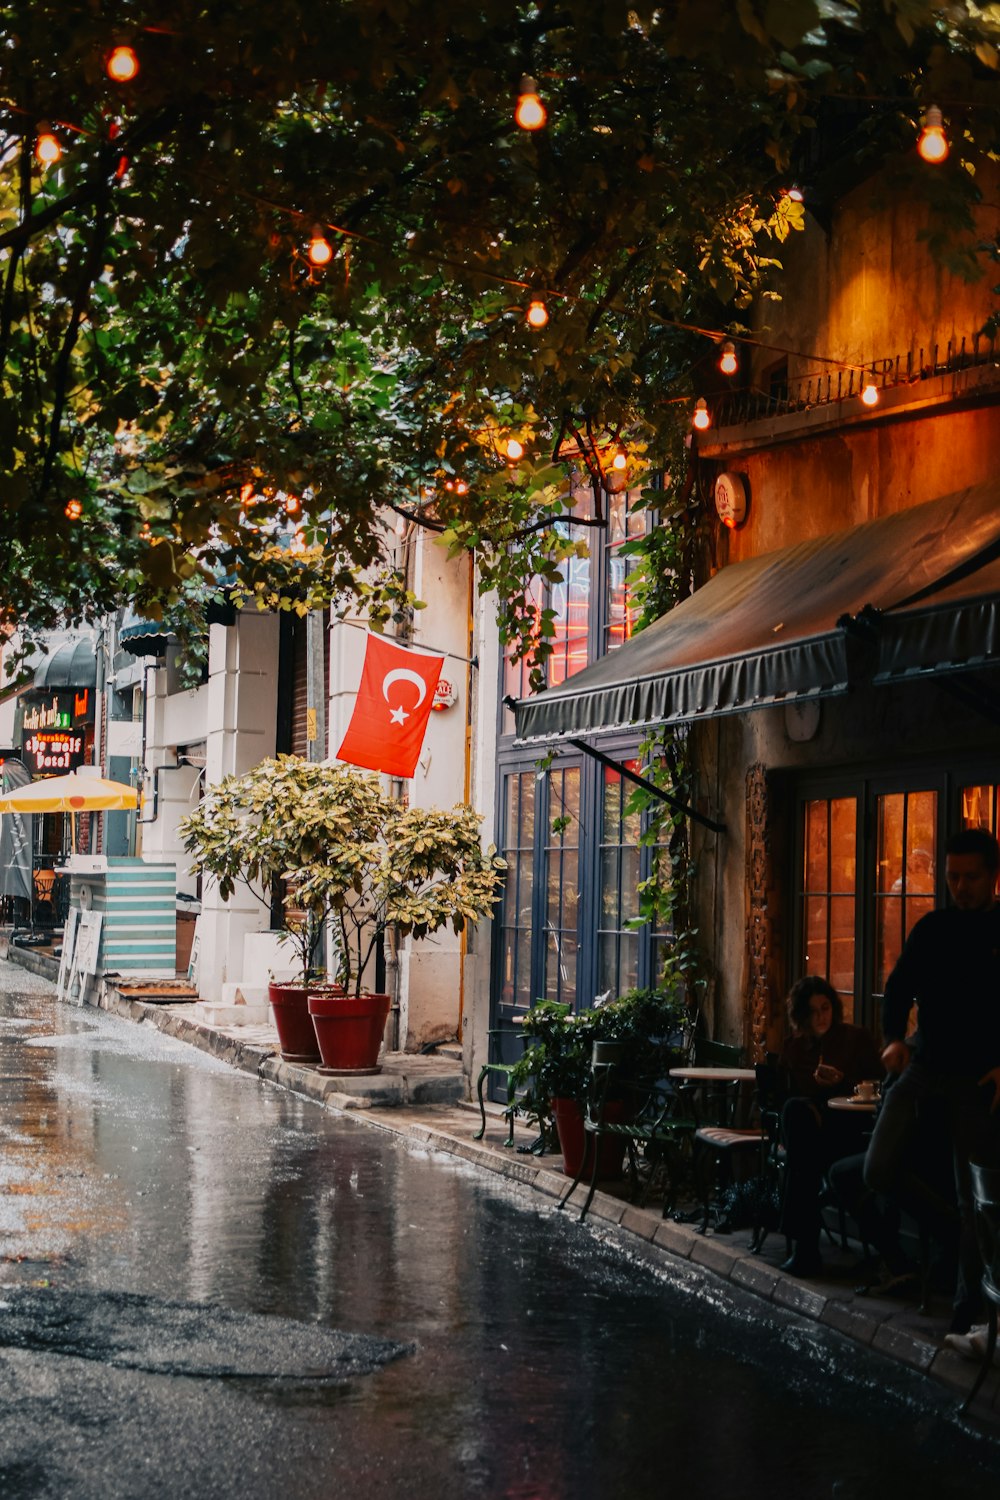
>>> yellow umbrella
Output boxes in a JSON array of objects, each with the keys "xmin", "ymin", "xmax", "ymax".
[{"xmin": 0, "ymin": 771, "xmax": 138, "ymax": 853}]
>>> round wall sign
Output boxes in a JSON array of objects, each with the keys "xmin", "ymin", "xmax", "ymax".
[{"xmin": 714, "ymin": 471, "xmax": 748, "ymax": 529}]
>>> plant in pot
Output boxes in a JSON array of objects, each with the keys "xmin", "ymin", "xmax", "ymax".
[
  {"xmin": 509, "ymin": 981, "xmax": 692, "ymax": 1177},
  {"xmin": 178, "ymin": 756, "xmax": 361, "ymax": 1063},
  {"xmin": 292, "ymin": 774, "xmax": 505, "ymax": 1074}
]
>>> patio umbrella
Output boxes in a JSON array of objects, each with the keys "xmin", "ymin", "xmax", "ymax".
[{"xmin": 0, "ymin": 771, "xmax": 138, "ymax": 851}]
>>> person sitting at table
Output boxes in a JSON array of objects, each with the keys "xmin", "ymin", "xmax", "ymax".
[{"xmin": 778, "ymin": 976, "xmax": 884, "ymax": 1276}]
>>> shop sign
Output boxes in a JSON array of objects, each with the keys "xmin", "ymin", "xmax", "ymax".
[
  {"xmin": 22, "ymin": 694, "xmax": 74, "ymax": 732},
  {"xmin": 22, "ymin": 730, "xmax": 85, "ymax": 774},
  {"xmin": 431, "ymin": 677, "xmax": 458, "ymax": 712}
]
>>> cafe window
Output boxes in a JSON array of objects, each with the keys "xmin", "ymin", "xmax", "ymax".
[{"xmin": 793, "ymin": 773, "xmax": 988, "ymax": 1032}]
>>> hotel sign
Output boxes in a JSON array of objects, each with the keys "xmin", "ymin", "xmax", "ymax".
[{"xmin": 22, "ymin": 730, "xmax": 85, "ymax": 775}]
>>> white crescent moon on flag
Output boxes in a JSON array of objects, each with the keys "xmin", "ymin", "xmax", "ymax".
[{"xmin": 382, "ymin": 667, "xmax": 429, "ymax": 707}]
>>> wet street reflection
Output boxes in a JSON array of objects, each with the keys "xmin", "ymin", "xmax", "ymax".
[{"xmin": 0, "ymin": 968, "xmax": 997, "ymax": 1500}]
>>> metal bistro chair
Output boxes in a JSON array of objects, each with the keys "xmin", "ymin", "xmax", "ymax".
[
  {"xmin": 960, "ymin": 1162, "xmax": 1000, "ymax": 1414},
  {"xmin": 688, "ymin": 1043, "xmax": 768, "ymax": 1235},
  {"xmin": 473, "ymin": 1026, "xmax": 524, "ymax": 1149},
  {"xmin": 558, "ymin": 1042, "xmax": 700, "ymax": 1223}
]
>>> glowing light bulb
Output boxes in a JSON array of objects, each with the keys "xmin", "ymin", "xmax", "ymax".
[
  {"xmin": 34, "ymin": 130, "xmax": 61, "ymax": 166},
  {"xmin": 526, "ymin": 298, "xmax": 549, "ymax": 328},
  {"xmin": 307, "ymin": 227, "xmax": 333, "ymax": 266},
  {"xmin": 455, "ymin": 479, "xmax": 468, "ymax": 494},
  {"xmin": 719, "ymin": 340, "xmax": 738, "ymax": 376},
  {"xmin": 284, "ymin": 494, "xmax": 300, "ymax": 515},
  {"xmin": 784, "ymin": 185, "xmax": 804, "ymax": 202},
  {"xmin": 611, "ymin": 449, "xmax": 627, "ymax": 472},
  {"xmin": 692, "ymin": 398, "xmax": 710, "ymax": 431},
  {"xmin": 64, "ymin": 498, "xmax": 83, "ymax": 520},
  {"xmin": 505, "ymin": 438, "xmax": 524, "ymax": 461},
  {"xmin": 918, "ymin": 105, "xmax": 949, "ymax": 164},
  {"xmin": 515, "ymin": 77, "xmax": 546, "ymax": 131},
  {"xmin": 861, "ymin": 373, "xmax": 879, "ymax": 407},
  {"xmin": 106, "ymin": 45, "xmax": 139, "ymax": 83}
]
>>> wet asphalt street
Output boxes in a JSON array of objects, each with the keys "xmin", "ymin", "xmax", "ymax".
[{"xmin": 0, "ymin": 963, "xmax": 998, "ymax": 1500}]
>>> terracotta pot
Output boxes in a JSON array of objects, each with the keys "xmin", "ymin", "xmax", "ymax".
[
  {"xmin": 268, "ymin": 981, "xmax": 322, "ymax": 1064},
  {"xmin": 308, "ymin": 989, "xmax": 391, "ymax": 1075},
  {"xmin": 552, "ymin": 1095, "xmax": 627, "ymax": 1180}
]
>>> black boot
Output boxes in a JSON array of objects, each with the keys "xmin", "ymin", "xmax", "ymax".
[{"xmin": 780, "ymin": 1240, "xmax": 823, "ymax": 1276}]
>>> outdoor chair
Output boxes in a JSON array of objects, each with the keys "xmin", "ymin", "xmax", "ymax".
[
  {"xmin": 959, "ymin": 1161, "xmax": 1000, "ymax": 1413},
  {"xmin": 687, "ymin": 1044, "xmax": 770, "ymax": 1235},
  {"xmin": 557, "ymin": 1041, "xmax": 699, "ymax": 1223},
  {"xmin": 473, "ymin": 1025, "xmax": 524, "ymax": 1148}
]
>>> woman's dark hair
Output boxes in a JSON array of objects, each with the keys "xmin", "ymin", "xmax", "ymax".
[{"xmin": 786, "ymin": 975, "xmax": 843, "ymax": 1032}]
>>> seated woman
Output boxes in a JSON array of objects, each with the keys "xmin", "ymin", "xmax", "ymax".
[{"xmin": 778, "ymin": 976, "xmax": 883, "ymax": 1276}]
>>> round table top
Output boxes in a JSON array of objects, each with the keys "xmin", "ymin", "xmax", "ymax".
[
  {"xmin": 668, "ymin": 1066, "xmax": 757, "ymax": 1082},
  {"xmin": 827, "ymin": 1094, "xmax": 879, "ymax": 1112}
]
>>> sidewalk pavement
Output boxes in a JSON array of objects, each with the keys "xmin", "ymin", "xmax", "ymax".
[{"xmin": 5, "ymin": 943, "xmax": 999, "ymax": 1425}]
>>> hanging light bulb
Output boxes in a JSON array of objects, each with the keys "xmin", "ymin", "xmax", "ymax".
[
  {"xmin": 525, "ymin": 298, "xmax": 549, "ymax": 328},
  {"xmin": 917, "ymin": 105, "xmax": 949, "ymax": 164},
  {"xmin": 719, "ymin": 340, "xmax": 738, "ymax": 376},
  {"xmin": 505, "ymin": 437, "xmax": 524, "ymax": 461},
  {"xmin": 34, "ymin": 127, "xmax": 61, "ymax": 166},
  {"xmin": 861, "ymin": 371, "xmax": 879, "ymax": 407},
  {"xmin": 64, "ymin": 498, "xmax": 83, "ymax": 520},
  {"xmin": 515, "ymin": 76, "xmax": 547, "ymax": 131},
  {"xmin": 784, "ymin": 185, "xmax": 805, "ymax": 202},
  {"xmin": 455, "ymin": 479, "xmax": 468, "ymax": 494},
  {"xmin": 611, "ymin": 449, "xmax": 627, "ymax": 472},
  {"xmin": 307, "ymin": 226, "xmax": 333, "ymax": 266},
  {"xmin": 106, "ymin": 44, "xmax": 139, "ymax": 83},
  {"xmin": 692, "ymin": 398, "xmax": 711, "ymax": 431}
]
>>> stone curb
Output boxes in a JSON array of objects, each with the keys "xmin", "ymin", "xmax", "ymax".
[{"xmin": 10, "ymin": 947, "xmax": 999, "ymax": 1427}]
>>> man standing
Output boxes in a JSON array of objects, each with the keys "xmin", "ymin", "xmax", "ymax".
[{"xmin": 863, "ymin": 827, "xmax": 1000, "ymax": 1331}]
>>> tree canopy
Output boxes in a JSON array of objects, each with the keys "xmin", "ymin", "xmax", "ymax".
[{"xmin": 2, "ymin": 1, "xmax": 999, "ymax": 657}]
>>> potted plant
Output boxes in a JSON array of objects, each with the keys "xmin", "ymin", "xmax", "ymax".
[
  {"xmin": 178, "ymin": 756, "xmax": 362, "ymax": 1063},
  {"xmin": 509, "ymin": 983, "xmax": 691, "ymax": 1177},
  {"xmin": 293, "ymin": 779, "xmax": 505, "ymax": 1073}
]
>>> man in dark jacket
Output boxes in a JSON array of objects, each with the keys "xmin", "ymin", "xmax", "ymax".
[{"xmin": 863, "ymin": 827, "xmax": 1000, "ymax": 1331}]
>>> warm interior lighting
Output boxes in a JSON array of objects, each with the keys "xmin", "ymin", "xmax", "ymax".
[
  {"xmin": 918, "ymin": 105, "xmax": 949, "ymax": 164},
  {"xmin": 106, "ymin": 45, "xmax": 139, "ymax": 82},
  {"xmin": 505, "ymin": 438, "xmax": 524, "ymax": 461},
  {"xmin": 861, "ymin": 373, "xmax": 879, "ymax": 407},
  {"xmin": 515, "ymin": 77, "xmax": 547, "ymax": 131},
  {"xmin": 719, "ymin": 340, "xmax": 738, "ymax": 375},
  {"xmin": 307, "ymin": 227, "xmax": 333, "ymax": 266},
  {"xmin": 526, "ymin": 298, "xmax": 549, "ymax": 328},
  {"xmin": 64, "ymin": 499, "xmax": 83, "ymax": 520},
  {"xmin": 692, "ymin": 398, "xmax": 710, "ymax": 431},
  {"xmin": 34, "ymin": 129, "xmax": 61, "ymax": 166}
]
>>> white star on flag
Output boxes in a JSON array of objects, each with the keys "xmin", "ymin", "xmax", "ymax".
[{"xmin": 389, "ymin": 705, "xmax": 409, "ymax": 724}]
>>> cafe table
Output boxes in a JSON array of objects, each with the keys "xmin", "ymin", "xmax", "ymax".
[{"xmin": 826, "ymin": 1095, "xmax": 879, "ymax": 1113}]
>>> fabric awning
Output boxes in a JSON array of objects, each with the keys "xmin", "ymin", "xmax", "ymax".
[
  {"xmin": 119, "ymin": 607, "xmax": 174, "ymax": 658},
  {"xmin": 514, "ymin": 484, "xmax": 1000, "ymax": 742},
  {"xmin": 875, "ymin": 552, "xmax": 1000, "ymax": 683},
  {"xmin": 31, "ymin": 637, "xmax": 98, "ymax": 691}
]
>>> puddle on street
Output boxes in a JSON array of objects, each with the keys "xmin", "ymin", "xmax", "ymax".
[{"xmin": 0, "ymin": 974, "xmax": 997, "ymax": 1499}]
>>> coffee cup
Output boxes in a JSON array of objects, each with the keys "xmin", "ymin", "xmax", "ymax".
[{"xmin": 855, "ymin": 1080, "xmax": 878, "ymax": 1102}]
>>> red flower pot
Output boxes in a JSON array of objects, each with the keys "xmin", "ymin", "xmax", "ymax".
[
  {"xmin": 268, "ymin": 981, "xmax": 322, "ymax": 1064},
  {"xmin": 308, "ymin": 989, "xmax": 391, "ymax": 1075},
  {"xmin": 552, "ymin": 1095, "xmax": 627, "ymax": 1180}
]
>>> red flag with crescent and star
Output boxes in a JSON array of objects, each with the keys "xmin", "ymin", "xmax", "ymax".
[{"xmin": 336, "ymin": 633, "xmax": 445, "ymax": 778}]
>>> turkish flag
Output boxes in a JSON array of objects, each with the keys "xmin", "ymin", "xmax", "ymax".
[{"xmin": 336, "ymin": 634, "xmax": 445, "ymax": 778}]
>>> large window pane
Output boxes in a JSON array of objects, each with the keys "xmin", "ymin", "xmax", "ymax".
[
  {"xmin": 800, "ymin": 798, "xmax": 857, "ymax": 1017},
  {"xmin": 605, "ymin": 489, "xmax": 645, "ymax": 654},
  {"xmin": 543, "ymin": 767, "xmax": 581, "ymax": 1005},
  {"xmin": 499, "ymin": 773, "xmax": 535, "ymax": 1007},
  {"xmin": 874, "ymin": 789, "xmax": 936, "ymax": 993}
]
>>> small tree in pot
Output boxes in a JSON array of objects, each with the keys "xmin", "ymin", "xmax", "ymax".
[
  {"xmin": 293, "ymin": 779, "xmax": 505, "ymax": 1070},
  {"xmin": 179, "ymin": 756, "xmax": 367, "ymax": 1061}
]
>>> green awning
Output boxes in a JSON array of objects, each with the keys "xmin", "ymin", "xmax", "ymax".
[{"xmin": 514, "ymin": 485, "xmax": 1000, "ymax": 743}]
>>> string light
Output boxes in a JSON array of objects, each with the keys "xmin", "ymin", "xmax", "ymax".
[
  {"xmin": 34, "ymin": 128, "xmax": 61, "ymax": 166},
  {"xmin": 64, "ymin": 499, "xmax": 83, "ymax": 519},
  {"xmin": 784, "ymin": 185, "xmax": 805, "ymax": 202},
  {"xmin": 505, "ymin": 438, "xmax": 524, "ymax": 461},
  {"xmin": 515, "ymin": 76, "xmax": 547, "ymax": 131},
  {"xmin": 692, "ymin": 398, "xmax": 710, "ymax": 431},
  {"xmin": 307, "ymin": 227, "xmax": 333, "ymax": 266},
  {"xmin": 719, "ymin": 340, "xmax": 738, "ymax": 375},
  {"xmin": 611, "ymin": 449, "xmax": 627, "ymax": 471},
  {"xmin": 526, "ymin": 298, "xmax": 549, "ymax": 328},
  {"xmin": 861, "ymin": 371, "xmax": 879, "ymax": 406},
  {"xmin": 106, "ymin": 45, "xmax": 139, "ymax": 83},
  {"xmin": 917, "ymin": 104, "xmax": 949, "ymax": 163}
]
